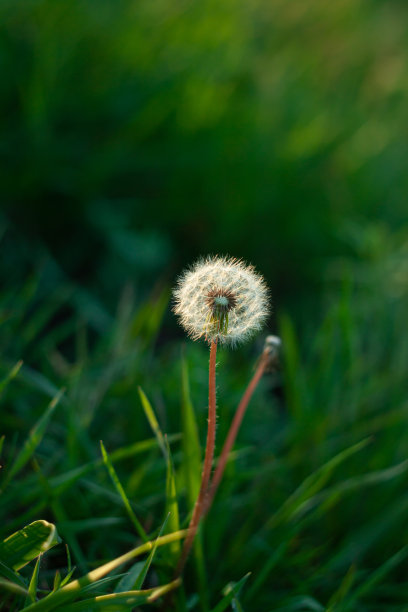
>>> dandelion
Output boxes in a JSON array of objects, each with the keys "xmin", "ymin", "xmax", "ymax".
[
  {"xmin": 173, "ymin": 256, "xmax": 270, "ymax": 579},
  {"xmin": 173, "ymin": 255, "xmax": 270, "ymax": 346}
]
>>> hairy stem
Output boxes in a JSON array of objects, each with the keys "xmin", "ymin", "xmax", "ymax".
[
  {"xmin": 204, "ymin": 347, "xmax": 270, "ymax": 515},
  {"xmin": 175, "ymin": 339, "xmax": 218, "ymax": 577}
]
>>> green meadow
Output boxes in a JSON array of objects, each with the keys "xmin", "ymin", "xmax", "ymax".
[{"xmin": 1, "ymin": 0, "xmax": 408, "ymax": 609}]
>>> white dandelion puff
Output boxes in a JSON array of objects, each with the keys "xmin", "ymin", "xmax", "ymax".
[{"xmin": 173, "ymin": 255, "xmax": 270, "ymax": 346}]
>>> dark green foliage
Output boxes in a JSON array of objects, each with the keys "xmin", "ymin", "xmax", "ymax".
[
  {"xmin": 1, "ymin": 0, "xmax": 408, "ymax": 312},
  {"xmin": 1, "ymin": 226, "xmax": 408, "ymax": 610}
]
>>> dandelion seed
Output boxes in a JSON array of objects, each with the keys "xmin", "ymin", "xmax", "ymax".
[{"xmin": 173, "ymin": 255, "xmax": 270, "ymax": 346}]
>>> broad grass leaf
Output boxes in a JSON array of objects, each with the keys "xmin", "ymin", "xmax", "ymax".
[{"xmin": 0, "ymin": 521, "xmax": 60, "ymax": 571}]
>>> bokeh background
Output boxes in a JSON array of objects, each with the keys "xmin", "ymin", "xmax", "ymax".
[
  {"xmin": 2, "ymin": 1, "xmax": 408, "ymax": 610},
  {"xmin": 2, "ymin": 0, "xmax": 408, "ymax": 317}
]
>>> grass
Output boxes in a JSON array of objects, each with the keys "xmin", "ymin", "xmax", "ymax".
[{"xmin": 1, "ymin": 235, "xmax": 408, "ymax": 611}]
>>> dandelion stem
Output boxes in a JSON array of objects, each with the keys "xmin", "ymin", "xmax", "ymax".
[
  {"xmin": 176, "ymin": 339, "xmax": 218, "ymax": 576},
  {"xmin": 204, "ymin": 346, "xmax": 271, "ymax": 515}
]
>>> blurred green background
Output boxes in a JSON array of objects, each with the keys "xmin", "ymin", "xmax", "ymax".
[
  {"xmin": 2, "ymin": 1, "xmax": 408, "ymax": 610},
  {"xmin": 2, "ymin": 0, "xmax": 408, "ymax": 316}
]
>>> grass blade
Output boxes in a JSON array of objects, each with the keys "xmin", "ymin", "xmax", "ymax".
[
  {"xmin": 342, "ymin": 546, "xmax": 408, "ymax": 610},
  {"xmin": 181, "ymin": 352, "xmax": 207, "ymax": 607},
  {"xmin": 0, "ymin": 360, "xmax": 23, "ymax": 394},
  {"xmin": 165, "ymin": 435, "xmax": 181, "ymax": 558},
  {"xmin": 138, "ymin": 387, "xmax": 166, "ymax": 457},
  {"xmin": 0, "ymin": 577, "xmax": 29, "ymax": 598},
  {"xmin": 139, "ymin": 387, "xmax": 180, "ymax": 556},
  {"xmin": 27, "ymin": 554, "xmax": 42, "ymax": 604},
  {"xmin": 266, "ymin": 437, "xmax": 371, "ymax": 529},
  {"xmin": 326, "ymin": 564, "xmax": 356, "ymax": 611},
  {"xmin": 23, "ymin": 530, "xmax": 187, "ymax": 611},
  {"xmin": 0, "ymin": 560, "xmax": 28, "ymax": 588},
  {"xmin": 5, "ymin": 388, "xmax": 65, "ymax": 485},
  {"xmin": 114, "ymin": 561, "xmax": 144, "ymax": 593},
  {"xmin": 211, "ymin": 573, "xmax": 251, "ymax": 612},
  {"xmin": 57, "ymin": 578, "xmax": 181, "ymax": 611},
  {"xmin": 298, "ymin": 458, "xmax": 408, "ymax": 519},
  {"xmin": 100, "ymin": 440, "xmax": 148, "ymax": 542},
  {"xmin": 133, "ymin": 515, "xmax": 169, "ymax": 590},
  {"xmin": 0, "ymin": 521, "xmax": 60, "ymax": 571},
  {"xmin": 181, "ymin": 352, "xmax": 201, "ymax": 507}
]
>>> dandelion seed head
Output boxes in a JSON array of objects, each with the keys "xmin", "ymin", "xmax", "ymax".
[{"xmin": 173, "ymin": 255, "xmax": 270, "ymax": 347}]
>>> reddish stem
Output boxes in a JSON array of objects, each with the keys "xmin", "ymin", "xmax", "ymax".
[
  {"xmin": 204, "ymin": 347, "xmax": 270, "ymax": 515},
  {"xmin": 175, "ymin": 339, "xmax": 218, "ymax": 577}
]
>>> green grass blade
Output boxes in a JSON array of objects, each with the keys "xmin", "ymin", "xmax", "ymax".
[
  {"xmin": 18, "ymin": 365, "xmax": 63, "ymax": 400},
  {"xmin": 52, "ymin": 570, "xmax": 62, "ymax": 593},
  {"xmin": 181, "ymin": 351, "xmax": 207, "ymax": 609},
  {"xmin": 165, "ymin": 436, "xmax": 181, "ymax": 558},
  {"xmin": 100, "ymin": 440, "xmax": 148, "ymax": 542},
  {"xmin": 129, "ymin": 289, "xmax": 170, "ymax": 348},
  {"xmin": 50, "ymin": 497, "xmax": 88, "ymax": 573},
  {"xmin": 0, "ymin": 560, "xmax": 28, "ymax": 588},
  {"xmin": 133, "ymin": 515, "xmax": 169, "ymax": 590},
  {"xmin": 0, "ymin": 360, "xmax": 23, "ymax": 394},
  {"xmin": 27, "ymin": 554, "xmax": 42, "ymax": 604},
  {"xmin": 114, "ymin": 562, "xmax": 144, "ymax": 593},
  {"xmin": 245, "ymin": 542, "xmax": 287, "ymax": 601},
  {"xmin": 60, "ymin": 568, "xmax": 76, "ymax": 589},
  {"xmin": 210, "ymin": 573, "xmax": 251, "ymax": 612},
  {"xmin": 0, "ymin": 577, "xmax": 29, "ymax": 598},
  {"xmin": 326, "ymin": 564, "xmax": 356, "ymax": 611},
  {"xmin": 299, "ymin": 458, "xmax": 408, "ymax": 519},
  {"xmin": 23, "ymin": 530, "xmax": 187, "ymax": 612},
  {"xmin": 5, "ymin": 388, "xmax": 65, "ymax": 485},
  {"xmin": 0, "ymin": 521, "xmax": 60, "ymax": 571},
  {"xmin": 266, "ymin": 437, "xmax": 371, "ymax": 529},
  {"xmin": 181, "ymin": 353, "xmax": 201, "ymax": 507},
  {"xmin": 138, "ymin": 387, "xmax": 166, "ymax": 457},
  {"xmin": 49, "ymin": 434, "xmax": 180, "ymax": 494},
  {"xmin": 57, "ymin": 579, "xmax": 181, "ymax": 611},
  {"xmin": 138, "ymin": 387, "xmax": 180, "ymax": 556},
  {"xmin": 342, "ymin": 546, "xmax": 408, "ymax": 610}
]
